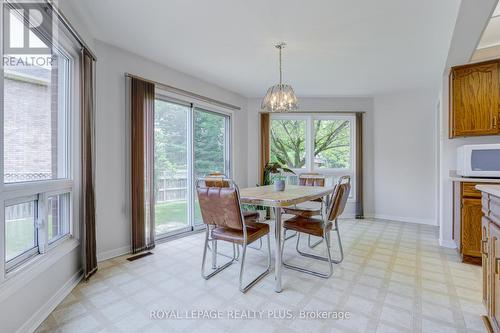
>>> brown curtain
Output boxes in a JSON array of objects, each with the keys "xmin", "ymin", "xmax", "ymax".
[
  {"xmin": 355, "ymin": 112, "xmax": 364, "ymax": 219},
  {"xmin": 260, "ymin": 113, "xmax": 270, "ymax": 185},
  {"xmin": 81, "ymin": 49, "xmax": 97, "ymax": 280},
  {"xmin": 130, "ymin": 77, "xmax": 155, "ymax": 253}
]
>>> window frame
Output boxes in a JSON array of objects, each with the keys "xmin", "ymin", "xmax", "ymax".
[
  {"xmin": 45, "ymin": 190, "xmax": 73, "ymax": 246},
  {"xmin": 0, "ymin": 7, "xmax": 82, "ymax": 278},
  {"xmin": 4, "ymin": 195, "xmax": 38, "ymax": 270},
  {"xmin": 270, "ymin": 113, "xmax": 356, "ymax": 200}
]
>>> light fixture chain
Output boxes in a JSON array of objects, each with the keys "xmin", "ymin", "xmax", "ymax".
[{"xmin": 279, "ymin": 46, "xmax": 282, "ymax": 85}]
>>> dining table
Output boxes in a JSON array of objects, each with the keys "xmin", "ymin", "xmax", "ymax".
[{"xmin": 239, "ymin": 184, "xmax": 336, "ymax": 293}]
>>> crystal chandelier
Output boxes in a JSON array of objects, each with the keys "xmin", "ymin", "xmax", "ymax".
[{"xmin": 261, "ymin": 42, "xmax": 299, "ymax": 112}]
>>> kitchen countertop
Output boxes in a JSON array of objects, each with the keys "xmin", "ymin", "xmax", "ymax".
[
  {"xmin": 476, "ymin": 185, "xmax": 500, "ymax": 197},
  {"xmin": 450, "ymin": 176, "xmax": 500, "ymax": 183},
  {"xmin": 449, "ymin": 170, "xmax": 500, "ymax": 183}
]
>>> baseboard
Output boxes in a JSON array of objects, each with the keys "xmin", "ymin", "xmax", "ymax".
[
  {"xmin": 17, "ymin": 269, "xmax": 83, "ymax": 333},
  {"xmin": 97, "ymin": 245, "xmax": 131, "ymax": 262},
  {"xmin": 364, "ymin": 214, "xmax": 437, "ymax": 226},
  {"xmin": 439, "ymin": 238, "xmax": 458, "ymax": 249},
  {"xmin": 339, "ymin": 212, "xmax": 356, "ymax": 219}
]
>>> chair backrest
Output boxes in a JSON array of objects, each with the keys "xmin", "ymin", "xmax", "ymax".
[
  {"xmin": 327, "ymin": 176, "xmax": 351, "ymax": 221},
  {"xmin": 204, "ymin": 174, "xmax": 230, "ymax": 188},
  {"xmin": 196, "ymin": 179, "xmax": 244, "ymax": 230},
  {"xmin": 299, "ymin": 173, "xmax": 325, "ymax": 187}
]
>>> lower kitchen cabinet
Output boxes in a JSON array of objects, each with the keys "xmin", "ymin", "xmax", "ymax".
[{"xmin": 478, "ymin": 186, "xmax": 500, "ymax": 332}]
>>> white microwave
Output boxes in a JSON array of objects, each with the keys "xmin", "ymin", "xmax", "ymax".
[{"xmin": 457, "ymin": 144, "xmax": 500, "ymax": 178}]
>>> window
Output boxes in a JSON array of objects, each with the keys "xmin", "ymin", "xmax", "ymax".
[
  {"xmin": 153, "ymin": 94, "xmax": 232, "ymax": 237},
  {"xmin": 47, "ymin": 193, "xmax": 71, "ymax": 244},
  {"xmin": 270, "ymin": 118, "xmax": 307, "ymax": 169},
  {"xmin": 270, "ymin": 114, "xmax": 355, "ymax": 193},
  {"xmin": 5, "ymin": 199, "xmax": 37, "ymax": 264},
  {"xmin": 3, "ymin": 13, "xmax": 70, "ymax": 184},
  {"xmin": 1, "ymin": 4, "xmax": 79, "ymax": 273},
  {"xmin": 313, "ymin": 119, "xmax": 351, "ymax": 169}
]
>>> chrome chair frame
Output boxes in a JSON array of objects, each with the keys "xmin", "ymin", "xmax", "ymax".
[
  {"xmin": 282, "ymin": 227, "xmax": 334, "ymax": 278},
  {"xmin": 198, "ymin": 179, "xmax": 271, "ymax": 293},
  {"xmin": 281, "ymin": 176, "xmax": 350, "ymax": 278}
]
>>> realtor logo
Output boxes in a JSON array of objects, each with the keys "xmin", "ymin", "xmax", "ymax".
[{"xmin": 3, "ymin": 1, "xmax": 52, "ymax": 55}]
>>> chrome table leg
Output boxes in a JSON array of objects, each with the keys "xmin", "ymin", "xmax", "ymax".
[{"xmin": 274, "ymin": 207, "xmax": 283, "ymax": 293}]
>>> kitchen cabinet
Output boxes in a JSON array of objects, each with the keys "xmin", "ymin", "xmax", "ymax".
[
  {"xmin": 454, "ymin": 181, "xmax": 497, "ymax": 265},
  {"xmin": 477, "ymin": 185, "xmax": 500, "ymax": 332},
  {"xmin": 450, "ymin": 60, "xmax": 500, "ymax": 138},
  {"xmin": 461, "ymin": 198, "xmax": 483, "ymax": 259}
]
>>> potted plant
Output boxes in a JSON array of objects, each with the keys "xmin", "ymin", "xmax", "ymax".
[
  {"xmin": 263, "ymin": 162, "xmax": 295, "ymax": 187},
  {"xmin": 256, "ymin": 162, "xmax": 295, "ymax": 219},
  {"xmin": 272, "ymin": 174, "xmax": 287, "ymax": 191}
]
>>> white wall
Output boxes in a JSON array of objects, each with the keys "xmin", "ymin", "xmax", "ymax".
[
  {"xmin": 94, "ymin": 40, "xmax": 248, "ymax": 261},
  {"xmin": 373, "ymin": 89, "xmax": 439, "ymax": 225},
  {"xmin": 0, "ymin": 247, "xmax": 81, "ymax": 333},
  {"xmin": 246, "ymin": 97, "xmax": 375, "ymax": 217}
]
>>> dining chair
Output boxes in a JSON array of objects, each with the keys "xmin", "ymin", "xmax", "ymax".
[
  {"xmin": 281, "ymin": 175, "xmax": 351, "ymax": 278},
  {"xmin": 203, "ymin": 174, "xmax": 262, "ymax": 250},
  {"xmin": 283, "ymin": 173, "xmax": 325, "ymax": 216},
  {"xmin": 282, "ymin": 173, "xmax": 326, "ymax": 247},
  {"xmin": 196, "ymin": 178, "xmax": 271, "ymax": 292}
]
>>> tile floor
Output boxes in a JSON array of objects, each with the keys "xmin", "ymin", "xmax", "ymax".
[{"xmin": 36, "ymin": 218, "xmax": 485, "ymax": 333}]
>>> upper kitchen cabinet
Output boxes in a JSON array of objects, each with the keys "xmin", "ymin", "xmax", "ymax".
[{"xmin": 450, "ymin": 60, "xmax": 500, "ymax": 138}]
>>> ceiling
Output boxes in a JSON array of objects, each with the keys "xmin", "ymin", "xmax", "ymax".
[
  {"xmin": 478, "ymin": 2, "xmax": 500, "ymax": 49},
  {"xmin": 68, "ymin": 0, "xmax": 461, "ymax": 97}
]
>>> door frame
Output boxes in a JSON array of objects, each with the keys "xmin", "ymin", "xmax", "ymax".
[{"xmin": 154, "ymin": 89, "xmax": 233, "ymax": 239}]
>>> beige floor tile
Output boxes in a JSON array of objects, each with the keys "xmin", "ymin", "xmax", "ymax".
[
  {"xmin": 380, "ymin": 305, "xmax": 413, "ymax": 329},
  {"xmin": 34, "ymin": 219, "xmax": 486, "ymax": 333},
  {"xmin": 421, "ymin": 319, "xmax": 459, "ymax": 333}
]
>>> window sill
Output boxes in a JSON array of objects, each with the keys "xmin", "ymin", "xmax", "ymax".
[{"xmin": 0, "ymin": 237, "xmax": 80, "ymax": 302}]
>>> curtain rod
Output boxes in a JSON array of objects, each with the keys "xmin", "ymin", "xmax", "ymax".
[
  {"xmin": 46, "ymin": 1, "xmax": 97, "ymax": 61},
  {"xmin": 125, "ymin": 73, "xmax": 242, "ymax": 111},
  {"xmin": 259, "ymin": 111, "xmax": 366, "ymax": 114}
]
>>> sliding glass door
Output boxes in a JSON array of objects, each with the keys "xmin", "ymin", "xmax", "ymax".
[
  {"xmin": 154, "ymin": 98, "xmax": 231, "ymax": 237},
  {"xmin": 154, "ymin": 100, "xmax": 191, "ymax": 235},
  {"xmin": 193, "ymin": 108, "xmax": 230, "ymax": 225}
]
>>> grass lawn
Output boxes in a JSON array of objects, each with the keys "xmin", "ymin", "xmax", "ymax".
[
  {"xmin": 5, "ymin": 216, "xmax": 59, "ymax": 261},
  {"xmin": 5, "ymin": 218, "xmax": 36, "ymax": 261},
  {"xmin": 155, "ymin": 200, "xmax": 202, "ymax": 234},
  {"xmin": 6, "ymin": 201, "xmax": 203, "ymax": 257}
]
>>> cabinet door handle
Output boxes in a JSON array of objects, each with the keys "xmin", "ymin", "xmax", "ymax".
[
  {"xmin": 493, "ymin": 116, "xmax": 498, "ymax": 129},
  {"xmin": 496, "ymin": 258, "xmax": 500, "ymax": 275},
  {"xmin": 482, "ymin": 239, "xmax": 489, "ymax": 256}
]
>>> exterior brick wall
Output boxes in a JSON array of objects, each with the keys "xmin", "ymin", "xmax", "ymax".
[{"xmin": 4, "ymin": 75, "xmax": 53, "ymax": 181}]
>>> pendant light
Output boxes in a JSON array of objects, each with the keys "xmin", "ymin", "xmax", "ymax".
[{"xmin": 261, "ymin": 42, "xmax": 299, "ymax": 112}]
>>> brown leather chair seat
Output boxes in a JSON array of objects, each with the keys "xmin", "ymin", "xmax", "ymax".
[
  {"xmin": 212, "ymin": 222, "xmax": 269, "ymax": 245},
  {"xmin": 283, "ymin": 216, "xmax": 332, "ymax": 238}
]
